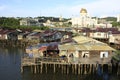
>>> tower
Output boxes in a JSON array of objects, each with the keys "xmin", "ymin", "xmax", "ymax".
[
  {"xmin": 117, "ymin": 14, "xmax": 120, "ymax": 22},
  {"xmin": 80, "ymin": 8, "xmax": 88, "ymax": 27}
]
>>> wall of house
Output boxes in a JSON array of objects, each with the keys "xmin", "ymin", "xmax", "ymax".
[
  {"xmin": 78, "ymin": 50, "xmax": 113, "ymax": 64},
  {"xmin": 109, "ymin": 34, "xmax": 120, "ymax": 44},
  {"xmin": 89, "ymin": 32, "xmax": 108, "ymax": 39}
]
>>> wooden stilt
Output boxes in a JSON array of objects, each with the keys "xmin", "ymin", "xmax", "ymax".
[
  {"xmin": 41, "ymin": 62, "xmax": 43, "ymax": 74},
  {"xmin": 117, "ymin": 63, "xmax": 120, "ymax": 75},
  {"xmin": 34, "ymin": 65, "xmax": 36, "ymax": 74},
  {"xmin": 62, "ymin": 64, "xmax": 63, "ymax": 74},
  {"xmin": 108, "ymin": 64, "xmax": 112, "ymax": 74},
  {"xmin": 21, "ymin": 66, "xmax": 23, "ymax": 73},
  {"xmin": 80, "ymin": 64, "xmax": 82, "ymax": 74},
  {"xmin": 84, "ymin": 64, "xmax": 87, "ymax": 74},
  {"xmin": 31, "ymin": 65, "xmax": 33, "ymax": 73},
  {"xmin": 67, "ymin": 64, "xmax": 69, "ymax": 74},
  {"xmin": 37, "ymin": 65, "xmax": 39, "ymax": 73},
  {"xmin": 78, "ymin": 64, "xmax": 80, "ymax": 75},
  {"xmin": 54, "ymin": 63, "xmax": 55, "ymax": 73},
  {"xmin": 72, "ymin": 64, "xmax": 74, "ymax": 74},
  {"xmin": 64, "ymin": 64, "xmax": 66, "ymax": 74},
  {"xmin": 75, "ymin": 64, "xmax": 77, "ymax": 74},
  {"xmin": 89, "ymin": 64, "xmax": 92, "ymax": 74},
  {"xmin": 45, "ymin": 64, "xmax": 47, "ymax": 73}
]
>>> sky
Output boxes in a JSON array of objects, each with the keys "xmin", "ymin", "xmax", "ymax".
[{"xmin": 0, "ymin": 0, "xmax": 120, "ymax": 18}]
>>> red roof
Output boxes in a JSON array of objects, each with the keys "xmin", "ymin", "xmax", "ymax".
[{"xmin": 0, "ymin": 29, "xmax": 15, "ymax": 34}]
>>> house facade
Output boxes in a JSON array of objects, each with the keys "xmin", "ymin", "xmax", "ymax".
[
  {"xmin": 109, "ymin": 33, "xmax": 120, "ymax": 44},
  {"xmin": 58, "ymin": 36, "xmax": 115, "ymax": 64}
]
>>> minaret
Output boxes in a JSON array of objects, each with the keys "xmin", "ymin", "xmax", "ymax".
[
  {"xmin": 117, "ymin": 14, "xmax": 120, "ymax": 22},
  {"xmin": 80, "ymin": 8, "xmax": 87, "ymax": 27},
  {"xmin": 59, "ymin": 15, "xmax": 63, "ymax": 21}
]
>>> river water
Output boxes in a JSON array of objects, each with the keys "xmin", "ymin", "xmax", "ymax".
[{"xmin": 0, "ymin": 47, "xmax": 119, "ymax": 80}]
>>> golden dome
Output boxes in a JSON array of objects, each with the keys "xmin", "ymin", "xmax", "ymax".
[{"xmin": 80, "ymin": 8, "xmax": 87, "ymax": 13}]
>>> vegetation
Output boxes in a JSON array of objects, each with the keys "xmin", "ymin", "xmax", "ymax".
[
  {"xmin": 98, "ymin": 17, "xmax": 120, "ymax": 27},
  {"xmin": 0, "ymin": 17, "xmax": 20, "ymax": 27},
  {"xmin": 102, "ymin": 17, "xmax": 117, "ymax": 21},
  {"xmin": 111, "ymin": 22, "xmax": 120, "ymax": 27},
  {"xmin": 0, "ymin": 17, "xmax": 49, "ymax": 30},
  {"xmin": 112, "ymin": 50, "xmax": 120, "ymax": 62}
]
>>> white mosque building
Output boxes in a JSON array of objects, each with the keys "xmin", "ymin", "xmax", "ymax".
[{"xmin": 71, "ymin": 8, "xmax": 98, "ymax": 28}]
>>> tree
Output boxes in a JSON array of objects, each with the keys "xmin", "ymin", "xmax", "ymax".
[
  {"xmin": 0, "ymin": 17, "xmax": 49, "ymax": 30},
  {"xmin": 0, "ymin": 17, "xmax": 19, "ymax": 27},
  {"xmin": 112, "ymin": 50, "xmax": 120, "ymax": 62},
  {"xmin": 111, "ymin": 22, "xmax": 120, "ymax": 27}
]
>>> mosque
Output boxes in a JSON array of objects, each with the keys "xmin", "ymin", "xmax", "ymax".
[{"xmin": 71, "ymin": 8, "xmax": 98, "ymax": 28}]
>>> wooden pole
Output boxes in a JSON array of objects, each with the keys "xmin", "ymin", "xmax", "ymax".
[
  {"xmin": 84, "ymin": 64, "xmax": 87, "ymax": 74},
  {"xmin": 80, "ymin": 64, "xmax": 82, "ymax": 74},
  {"xmin": 78, "ymin": 64, "xmax": 80, "ymax": 75},
  {"xmin": 31, "ymin": 65, "xmax": 33, "ymax": 73},
  {"xmin": 108, "ymin": 63, "xmax": 112, "ymax": 74},
  {"xmin": 41, "ymin": 62, "xmax": 43, "ymax": 74},
  {"xmin": 21, "ymin": 66, "xmax": 23, "ymax": 73},
  {"xmin": 67, "ymin": 64, "xmax": 69, "ymax": 74},
  {"xmin": 89, "ymin": 64, "xmax": 92, "ymax": 74},
  {"xmin": 72, "ymin": 64, "xmax": 74, "ymax": 74},
  {"xmin": 37, "ymin": 65, "xmax": 39, "ymax": 73},
  {"xmin": 34, "ymin": 65, "xmax": 36, "ymax": 74},
  {"xmin": 62, "ymin": 64, "xmax": 63, "ymax": 74},
  {"xmin": 117, "ymin": 63, "xmax": 120, "ymax": 75},
  {"xmin": 75, "ymin": 64, "xmax": 77, "ymax": 74},
  {"xmin": 54, "ymin": 63, "xmax": 55, "ymax": 73},
  {"xmin": 45, "ymin": 64, "xmax": 47, "ymax": 73},
  {"xmin": 64, "ymin": 64, "xmax": 66, "ymax": 74}
]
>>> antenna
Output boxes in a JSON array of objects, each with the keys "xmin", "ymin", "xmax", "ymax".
[{"xmin": 40, "ymin": 10, "xmax": 42, "ymax": 17}]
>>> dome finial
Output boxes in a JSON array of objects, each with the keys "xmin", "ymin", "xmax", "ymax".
[{"xmin": 80, "ymin": 8, "xmax": 87, "ymax": 13}]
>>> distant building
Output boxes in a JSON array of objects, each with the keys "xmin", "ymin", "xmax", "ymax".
[
  {"xmin": 97, "ymin": 18, "xmax": 113, "ymax": 28},
  {"xmin": 20, "ymin": 18, "xmax": 38, "ymax": 26},
  {"xmin": 71, "ymin": 8, "xmax": 98, "ymax": 28}
]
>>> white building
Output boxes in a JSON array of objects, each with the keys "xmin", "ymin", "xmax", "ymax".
[{"xmin": 71, "ymin": 8, "xmax": 98, "ymax": 28}]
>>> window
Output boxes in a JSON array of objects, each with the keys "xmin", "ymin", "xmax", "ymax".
[
  {"xmin": 100, "ymin": 52, "xmax": 108, "ymax": 58},
  {"xmin": 82, "ymin": 51, "xmax": 89, "ymax": 58}
]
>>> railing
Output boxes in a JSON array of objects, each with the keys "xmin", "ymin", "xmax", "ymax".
[
  {"xmin": 21, "ymin": 56, "xmax": 112, "ymax": 66},
  {"xmin": 21, "ymin": 57, "xmax": 66, "ymax": 65}
]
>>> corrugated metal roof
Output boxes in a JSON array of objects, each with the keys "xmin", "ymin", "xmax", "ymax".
[
  {"xmin": 89, "ymin": 45, "xmax": 115, "ymax": 51},
  {"xmin": 58, "ymin": 44, "xmax": 115, "ymax": 51},
  {"xmin": 72, "ymin": 36, "xmax": 106, "ymax": 45},
  {"xmin": 58, "ymin": 44, "xmax": 76, "ymax": 50}
]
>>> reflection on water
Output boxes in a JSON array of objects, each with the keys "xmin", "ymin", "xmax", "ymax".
[
  {"xmin": 0, "ymin": 47, "xmax": 119, "ymax": 80},
  {"xmin": 0, "ymin": 47, "xmax": 22, "ymax": 80}
]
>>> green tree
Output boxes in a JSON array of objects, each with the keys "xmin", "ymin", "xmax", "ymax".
[
  {"xmin": 0, "ymin": 17, "xmax": 49, "ymax": 30},
  {"xmin": 111, "ymin": 22, "xmax": 120, "ymax": 27},
  {"xmin": 112, "ymin": 50, "xmax": 120, "ymax": 62}
]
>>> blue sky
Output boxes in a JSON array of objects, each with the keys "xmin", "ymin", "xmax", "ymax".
[{"xmin": 0, "ymin": 0, "xmax": 120, "ymax": 18}]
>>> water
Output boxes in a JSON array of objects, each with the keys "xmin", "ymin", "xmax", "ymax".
[
  {"xmin": 0, "ymin": 47, "xmax": 22, "ymax": 80},
  {"xmin": 0, "ymin": 47, "xmax": 120, "ymax": 80}
]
